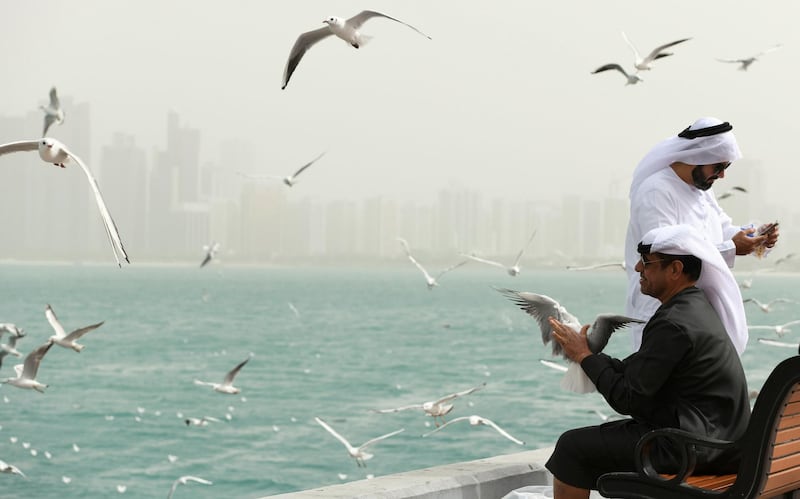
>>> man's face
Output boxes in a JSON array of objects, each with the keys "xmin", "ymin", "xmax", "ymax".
[
  {"xmin": 691, "ymin": 162, "xmax": 730, "ymax": 190},
  {"xmin": 634, "ymin": 253, "xmax": 669, "ymax": 300}
]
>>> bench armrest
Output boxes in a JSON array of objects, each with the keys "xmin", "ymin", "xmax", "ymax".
[{"xmin": 635, "ymin": 428, "xmax": 737, "ymax": 484}]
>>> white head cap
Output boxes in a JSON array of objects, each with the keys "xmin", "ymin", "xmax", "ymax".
[
  {"xmin": 639, "ymin": 224, "xmax": 747, "ymax": 354},
  {"xmin": 630, "ymin": 117, "xmax": 743, "ymax": 198}
]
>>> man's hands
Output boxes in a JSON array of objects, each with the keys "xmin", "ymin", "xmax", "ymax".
[
  {"xmin": 733, "ymin": 225, "xmax": 780, "ymax": 256},
  {"xmin": 549, "ymin": 317, "xmax": 593, "ymax": 363}
]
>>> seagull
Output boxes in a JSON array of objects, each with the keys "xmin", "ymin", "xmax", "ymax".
[
  {"xmin": 422, "ymin": 415, "xmax": 524, "ymax": 445},
  {"xmin": 0, "ymin": 336, "xmax": 23, "ymax": 368},
  {"xmin": 539, "ymin": 359, "xmax": 568, "ymax": 373},
  {"xmin": 775, "ymin": 253, "xmax": 796, "ymax": 266},
  {"xmin": 496, "ymin": 288, "xmax": 644, "ymax": 393},
  {"xmin": 743, "ymin": 297, "xmax": 796, "ymax": 313},
  {"xmin": 199, "ymin": 241, "xmax": 220, "ymax": 268},
  {"xmin": 0, "ymin": 459, "xmax": 26, "ymax": 478},
  {"xmin": 716, "ymin": 185, "xmax": 748, "ymax": 201},
  {"xmin": 757, "ymin": 337, "xmax": 800, "ymax": 349},
  {"xmin": 589, "ymin": 409, "xmax": 624, "ymax": 422},
  {"xmin": 0, "ymin": 324, "xmax": 25, "ymax": 339},
  {"xmin": 40, "ymin": 87, "xmax": 65, "ymax": 136},
  {"xmin": 462, "ymin": 229, "xmax": 537, "ymax": 276},
  {"xmin": 621, "ymin": 32, "xmax": 691, "ymax": 71},
  {"xmin": 282, "ymin": 11, "xmax": 431, "ymax": 89},
  {"xmin": 167, "ymin": 476, "xmax": 212, "ymax": 499},
  {"xmin": 748, "ymin": 320, "xmax": 800, "ymax": 337},
  {"xmin": 397, "ymin": 237, "xmax": 468, "ymax": 290},
  {"xmin": 566, "ymin": 261, "xmax": 626, "ymax": 271},
  {"xmin": 288, "ymin": 302, "xmax": 300, "ymax": 318},
  {"xmin": 237, "ymin": 151, "xmax": 326, "ymax": 187},
  {"xmin": 315, "ymin": 416, "xmax": 404, "ymax": 467},
  {"xmin": 370, "ymin": 382, "xmax": 486, "ymax": 427},
  {"xmin": 184, "ymin": 416, "xmax": 222, "ymax": 427},
  {"xmin": 0, "ymin": 138, "xmax": 129, "ymax": 266},
  {"xmin": 591, "ymin": 63, "xmax": 642, "ymax": 85},
  {"xmin": 45, "ymin": 305, "xmax": 103, "ymax": 352},
  {"xmin": 194, "ymin": 355, "xmax": 251, "ymax": 394},
  {"xmin": 717, "ymin": 44, "xmax": 782, "ymax": 71},
  {"xmin": 1, "ymin": 341, "xmax": 54, "ymax": 393}
]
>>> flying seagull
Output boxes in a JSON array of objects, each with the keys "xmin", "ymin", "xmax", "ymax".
[
  {"xmin": 184, "ymin": 415, "xmax": 222, "ymax": 427},
  {"xmin": 717, "ymin": 44, "xmax": 782, "ymax": 71},
  {"xmin": 422, "ymin": 415, "xmax": 525, "ymax": 446},
  {"xmin": 194, "ymin": 355, "xmax": 251, "ymax": 394},
  {"xmin": 462, "ymin": 229, "xmax": 537, "ymax": 276},
  {"xmin": 0, "ymin": 138, "xmax": 129, "ymax": 267},
  {"xmin": 1, "ymin": 341, "xmax": 54, "ymax": 393},
  {"xmin": 282, "ymin": 11, "xmax": 431, "ymax": 89},
  {"xmin": 717, "ymin": 185, "xmax": 748, "ymax": 201},
  {"xmin": 0, "ymin": 459, "xmax": 26, "ymax": 478},
  {"xmin": 315, "ymin": 416, "xmax": 404, "ymax": 467},
  {"xmin": 566, "ymin": 261, "xmax": 626, "ymax": 271},
  {"xmin": 591, "ymin": 63, "xmax": 642, "ymax": 85},
  {"xmin": 45, "ymin": 304, "xmax": 104, "ymax": 352},
  {"xmin": 237, "ymin": 151, "xmax": 326, "ymax": 187},
  {"xmin": 370, "ymin": 382, "xmax": 486, "ymax": 427},
  {"xmin": 40, "ymin": 87, "xmax": 65, "ymax": 136},
  {"xmin": 397, "ymin": 237, "xmax": 468, "ymax": 290},
  {"xmin": 621, "ymin": 32, "xmax": 691, "ymax": 71},
  {"xmin": 748, "ymin": 320, "xmax": 800, "ymax": 337},
  {"xmin": 167, "ymin": 476, "xmax": 212, "ymax": 499},
  {"xmin": 496, "ymin": 288, "xmax": 644, "ymax": 393},
  {"xmin": 757, "ymin": 337, "xmax": 799, "ymax": 349},
  {"xmin": 743, "ymin": 297, "xmax": 796, "ymax": 313},
  {"xmin": 199, "ymin": 241, "xmax": 220, "ymax": 268},
  {"xmin": 0, "ymin": 336, "xmax": 23, "ymax": 369},
  {"xmin": 0, "ymin": 324, "xmax": 25, "ymax": 339}
]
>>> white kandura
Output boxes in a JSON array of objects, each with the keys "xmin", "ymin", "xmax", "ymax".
[
  {"xmin": 40, "ymin": 87, "xmax": 65, "ymax": 136},
  {"xmin": 194, "ymin": 355, "xmax": 251, "ymax": 394},
  {"xmin": 282, "ymin": 11, "xmax": 431, "ymax": 89},
  {"xmin": 1, "ymin": 341, "xmax": 54, "ymax": 393},
  {"xmin": 45, "ymin": 304, "xmax": 104, "ymax": 352},
  {"xmin": 462, "ymin": 229, "xmax": 537, "ymax": 276},
  {"xmin": 422, "ymin": 415, "xmax": 525, "ymax": 446},
  {"xmin": 0, "ymin": 138, "xmax": 129, "ymax": 267},
  {"xmin": 397, "ymin": 237, "xmax": 468, "ymax": 290},
  {"xmin": 621, "ymin": 32, "xmax": 691, "ymax": 71},
  {"xmin": 315, "ymin": 416, "xmax": 404, "ymax": 467},
  {"xmin": 370, "ymin": 382, "xmax": 486, "ymax": 427}
]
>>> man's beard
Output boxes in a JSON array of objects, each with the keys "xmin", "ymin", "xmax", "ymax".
[{"xmin": 691, "ymin": 166, "xmax": 716, "ymax": 190}]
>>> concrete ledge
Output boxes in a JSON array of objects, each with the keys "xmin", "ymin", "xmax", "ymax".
[{"xmin": 263, "ymin": 447, "xmax": 554, "ymax": 499}]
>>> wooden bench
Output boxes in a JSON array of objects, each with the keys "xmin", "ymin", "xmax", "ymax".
[{"xmin": 597, "ymin": 355, "xmax": 800, "ymax": 499}]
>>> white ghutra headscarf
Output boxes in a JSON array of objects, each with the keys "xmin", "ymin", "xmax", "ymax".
[
  {"xmin": 639, "ymin": 224, "xmax": 748, "ymax": 354},
  {"xmin": 629, "ymin": 117, "xmax": 743, "ymax": 199}
]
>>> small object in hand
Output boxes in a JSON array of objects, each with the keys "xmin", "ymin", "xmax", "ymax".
[{"xmin": 754, "ymin": 221, "xmax": 778, "ymax": 258}]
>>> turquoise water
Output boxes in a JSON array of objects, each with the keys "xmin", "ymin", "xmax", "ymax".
[{"xmin": 0, "ymin": 263, "xmax": 795, "ymax": 498}]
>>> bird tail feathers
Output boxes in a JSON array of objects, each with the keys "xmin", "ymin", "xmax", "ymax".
[{"xmin": 560, "ymin": 363, "xmax": 596, "ymax": 394}]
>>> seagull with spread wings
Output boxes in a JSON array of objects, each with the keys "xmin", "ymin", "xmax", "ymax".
[
  {"xmin": 45, "ymin": 304, "xmax": 104, "ymax": 352},
  {"xmin": 748, "ymin": 320, "xmax": 800, "ymax": 337},
  {"xmin": 282, "ymin": 11, "xmax": 431, "ymax": 89},
  {"xmin": 167, "ymin": 476, "xmax": 212, "ymax": 499},
  {"xmin": 716, "ymin": 185, "xmax": 748, "ymax": 201},
  {"xmin": 199, "ymin": 241, "xmax": 220, "ymax": 268},
  {"xmin": 0, "ymin": 138, "xmax": 129, "ymax": 266},
  {"xmin": 194, "ymin": 355, "xmax": 251, "ymax": 394},
  {"xmin": 397, "ymin": 237, "xmax": 468, "ymax": 290},
  {"xmin": 496, "ymin": 288, "xmax": 643, "ymax": 393},
  {"xmin": 422, "ymin": 415, "xmax": 525, "ymax": 445},
  {"xmin": 621, "ymin": 32, "xmax": 691, "ymax": 71},
  {"xmin": 237, "ymin": 151, "xmax": 326, "ymax": 187},
  {"xmin": 590, "ymin": 63, "xmax": 642, "ymax": 85},
  {"xmin": 1, "ymin": 341, "xmax": 54, "ymax": 393},
  {"xmin": 370, "ymin": 382, "xmax": 486, "ymax": 427},
  {"xmin": 717, "ymin": 44, "xmax": 782, "ymax": 71},
  {"xmin": 461, "ymin": 229, "xmax": 537, "ymax": 276},
  {"xmin": 315, "ymin": 417, "xmax": 404, "ymax": 467},
  {"xmin": 40, "ymin": 87, "xmax": 65, "ymax": 136},
  {"xmin": 744, "ymin": 297, "xmax": 796, "ymax": 313}
]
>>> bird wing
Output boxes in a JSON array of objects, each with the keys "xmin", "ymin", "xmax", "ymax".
[
  {"xmin": 49, "ymin": 87, "xmax": 60, "ymax": 108},
  {"xmin": 539, "ymin": 359, "xmax": 568, "ymax": 372},
  {"xmin": 223, "ymin": 356, "xmax": 250, "ymax": 385},
  {"xmin": 421, "ymin": 416, "xmax": 469, "ymax": 437},
  {"xmin": 743, "ymin": 297, "xmax": 764, "ymax": 307},
  {"xmin": 62, "ymin": 145, "xmax": 129, "ymax": 266},
  {"xmin": 43, "ymin": 114, "xmax": 58, "ymax": 136},
  {"xmin": 769, "ymin": 298, "xmax": 797, "ymax": 306},
  {"xmin": 45, "ymin": 305, "xmax": 67, "ymax": 339},
  {"xmin": 716, "ymin": 58, "xmax": 745, "ymax": 64},
  {"xmin": 397, "ymin": 238, "xmax": 435, "ymax": 282},
  {"xmin": 435, "ymin": 382, "xmax": 486, "ymax": 404},
  {"xmin": 347, "ymin": 10, "xmax": 431, "ymax": 39},
  {"xmin": 181, "ymin": 476, "xmax": 213, "ymax": 485},
  {"xmin": 435, "ymin": 259, "xmax": 468, "ymax": 280},
  {"xmin": 21, "ymin": 341, "xmax": 53, "ymax": 379},
  {"xmin": 462, "ymin": 253, "xmax": 505, "ymax": 269},
  {"xmin": 64, "ymin": 321, "xmax": 104, "ymax": 342},
  {"xmin": 281, "ymin": 27, "xmax": 333, "ymax": 90},
  {"xmin": 587, "ymin": 314, "xmax": 645, "ymax": 353},
  {"xmin": 315, "ymin": 417, "xmax": 354, "ymax": 450},
  {"xmin": 481, "ymin": 418, "xmax": 525, "ymax": 445},
  {"xmin": 591, "ymin": 63, "xmax": 628, "ymax": 77},
  {"xmin": 757, "ymin": 338, "xmax": 799, "ymax": 348},
  {"xmin": 0, "ymin": 140, "xmax": 39, "ymax": 158},
  {"xmin": 642, "ymin": 38, "xmax": 691, "ymax": 64},
  {"xmin": 781, "ymin": 320, "xmax": 800, "ymax": 328},
  {"xmin": 199, "ymin": 253, "xmax": 212, "ymax": 268},
  {"xmin": 747, "ymin": 325, "xmax": 776, "ymax": 330},
  {"xmin": 359, "ymin": 428, "xmax": 404, "ymax": 450},
  {"xmin": 494, "ymin": 288, "xmax": 567, "ymax": 353},
  {"xmin": 290, "ymin": 151, "xmax": 326, "ymax": 180},
  {"xmin": 566, "ymin": 261, "xmax": 625, "ymax": 271},
  {"xmin": 620, "ymin": 32, "xmax": 641, "ymax": 61},
  {"xmin": 732, "ymin": 186, "xmax": 747, "ymax": 193},
  {"xmin": 756, "ymin": 44, "xmax": 783, "ymax": 57},
  {"xmin": 512, "ymin": 229, "xmax": 537, "ymax": 266},
  {"xmin": 370, "ymin": 404, "xmax": 424, "ymax": 413}
]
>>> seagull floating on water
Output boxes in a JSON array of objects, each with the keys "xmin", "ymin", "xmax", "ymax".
[
  {"xmin": 621, "ymin": 32, "xmax": 691, "ymax": 71},
  {"xmin": 46, "ymin": 304, "xmax": 103, "ymax": 352},
  {"xmin": 315, "ymin": 416, "xmax": 404, "ymax": 467},
  {"xmin": 40, "ymin": 87, "xmax": 65, "ymax": 136},
  {"xmin": 167, "ymin": 476, "xmax": 212, "ymax": 499},
  {"xmin": 591, "ymin": 63, "xmax": 642, "ymax": 85},
  {"xmin": 743, "ymin": 297, "xmax": 796, "ymax": 313},
  {"xmin": 397, "ymin": 237, "xmax": 468, "ymax": 290},
  {"xmin": 0, "ymin": 138, "xmax": 129, "ymax": 266},
  {"xmin": 1, "ymin": 341, "xmax": 54, "ymax": 393},
  {"xmin": 422, "ymin": 415, "xmax": 525, "ymax": 445},
  {"xmin": 194, "ymin": 355, "xmax": 251, "ymax": 394},
  {"xmin": 462, "ymin": 229, "xmax": 537, "ymax": 276},
  {"xmin": 199, "ymin": 241, "xmax": 220, "ymax": 268},
  {"xmin": 370, "ymin": 382, "xmax": 486, "ymax": 427},
  {"xmin": 282, "ymin": 11, "xmax": 431, "ymax": 89},
  {"xmin": 717, "ymin": 44, "xmax": 782, "ymax": 71},
  {"xmin": 496, "ymin": 288, "xmax": 644, "ymax": 393}
]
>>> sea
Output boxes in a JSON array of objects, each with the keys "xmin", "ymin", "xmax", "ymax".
[{"xmin": 0, "ymin": 263, "xmax": 796, "ymax": 498}]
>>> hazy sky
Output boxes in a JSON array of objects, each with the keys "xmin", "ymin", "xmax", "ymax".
[{"xmin": 3, "ymin": 1, "xmax": 799, "ymax": 205}]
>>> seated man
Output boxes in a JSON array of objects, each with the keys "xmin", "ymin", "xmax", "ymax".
[{"xmin": 545, "ymin": 224, "xmax": 751, "ymax": 499}]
